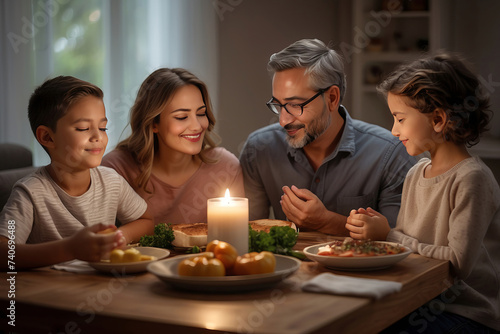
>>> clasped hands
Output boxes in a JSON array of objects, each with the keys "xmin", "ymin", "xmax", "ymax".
[
  {"xmin": 281, "ymin": 185, "xmax": 390, "ymax": 240},
  {"xmin": 346, "ymin": 207, "xmax": 391, "ymax": 240}
]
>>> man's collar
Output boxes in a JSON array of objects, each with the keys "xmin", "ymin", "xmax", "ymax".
[{"xmin": 336, "ymin": 105, "xmax": 356, "ymax": 156}]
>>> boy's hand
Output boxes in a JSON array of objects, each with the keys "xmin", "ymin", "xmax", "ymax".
[
  {"xmin": 97, "ymin": 225, "xmax": 127, "ymax": 249},
  {"xmin": 66, "ymin": 224, "xmax": 121, "ymax": 262},
  {"xmin": 346, "ymin": 207, "xmax": 391, "ymax": 241}
]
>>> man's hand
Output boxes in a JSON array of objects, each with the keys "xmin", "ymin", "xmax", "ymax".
[{"xmin": 280, "ymin": 185, "xmax": 348, "ymax": 235}]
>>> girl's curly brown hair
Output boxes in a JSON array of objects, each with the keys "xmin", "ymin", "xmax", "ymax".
[{"xmin": 377, "ymin": 52, "xmax": 491, "ymax": 147}]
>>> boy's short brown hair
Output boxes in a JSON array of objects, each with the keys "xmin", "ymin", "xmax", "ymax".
[
  {"xmin": 377, "ymin": 53, "xmax": 491, "ymax": 147},
  {"xmin": 28, "ymin": 76, "xmax": 104, "ymax": 137}
]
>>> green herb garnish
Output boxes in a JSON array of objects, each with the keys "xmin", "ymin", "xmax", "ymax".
[{"xmin": 139, "ymin": 223, "xmax": 175, "ymax": 249}]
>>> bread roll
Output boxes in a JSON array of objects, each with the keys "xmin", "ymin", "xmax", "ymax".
[{"xmin": 172, "ymin": 223, "xmax": 208, "ymax": 248}]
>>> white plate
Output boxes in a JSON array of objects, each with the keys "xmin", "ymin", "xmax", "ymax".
[
  {"xmin": 148, "ymin": 254, "xmax": 301, "ymax": 292},
  {"xmin": 303, "ymin": 242, "xmax": 412, "ymax": 271},
  {"xmin": 88, "ymin": 247, "xmax": 170, "ymax": 274}
]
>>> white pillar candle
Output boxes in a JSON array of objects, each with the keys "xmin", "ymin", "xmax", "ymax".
[{"xmin": 207, "ymin": 189, "xmax": 249, "ymax": 255}]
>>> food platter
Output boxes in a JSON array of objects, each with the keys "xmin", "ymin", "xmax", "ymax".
[
  {"xmin": 171, "ymin": 219, "xmax": 297, "ymax": 250},
  {"xmin": 303, "ymin": 242, "xmax": 412, "ymax": 271},
  {"xmin": 148, "ymin": 254, "xmax": 301, "ymax": 292},
  {"xmin": 88, "ymin": 247, "xmax": 170, "ymax": 274}
]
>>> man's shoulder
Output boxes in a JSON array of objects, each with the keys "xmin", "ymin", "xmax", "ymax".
[
  {"xmin": 351, "ymin": 119, "xmax": 399, "ymax": 145},
  {"xmin": 242, "ymin": 123, "xmax": 287, "ymax": 159},
  {"xmin": 247, "ymin": 123, "xmax": 283, "ymax": 140}
]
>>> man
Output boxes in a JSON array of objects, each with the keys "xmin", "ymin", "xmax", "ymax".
[{"xmin": 239, "ymin": 39, "xmax": 416, "ymax": 235}]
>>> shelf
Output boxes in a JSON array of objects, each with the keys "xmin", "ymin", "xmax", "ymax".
[{"xmin": 350, "ymin": 0, "xmax": 449, "ymax": 132}]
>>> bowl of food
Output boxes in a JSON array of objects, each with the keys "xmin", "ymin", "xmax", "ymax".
[{"xmin": 303, "ymin": 238, "xmax": 412, "ymax": 271}]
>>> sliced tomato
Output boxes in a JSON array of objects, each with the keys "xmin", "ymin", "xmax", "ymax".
[
  {"xmin": 338, "ymin": 250, "xmax": 354, "ymax": 257},
  {"xmin": 317, "ymin": 250, "xmax": 332, "ymax": 256}
]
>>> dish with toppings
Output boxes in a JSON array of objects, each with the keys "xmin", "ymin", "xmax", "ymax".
[
  {"xmin": 303, "ymin": 239, "xmax": 412, "ymax": 271},
  {"xmin": 317, "ymin": 238, "xmax": 406, "ymax": 257}
]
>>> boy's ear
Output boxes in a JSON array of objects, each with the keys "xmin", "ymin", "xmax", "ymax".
[
  {"xmin": 432, "ymin": 109, "xmax": 448, "ymax": 133},
  {"xmin": 36, "ymin": 125, "xmax": 55, "ymax": 149}
]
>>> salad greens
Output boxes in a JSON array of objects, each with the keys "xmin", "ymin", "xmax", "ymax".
[
  {"xmin": 139, "ymin": 223, "xmax": 175, "ymax": 249},
  {"xmin": 249, "ymin": 225, "xmax": 305, "ymax": 260}
]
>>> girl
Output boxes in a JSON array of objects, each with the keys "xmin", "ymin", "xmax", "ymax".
[
  {"xmin": 346, "ymin": 54, "xmax": 500, "ymax": 333},
  {"xmin": 102, "ymin": 68, "xmax": 244, "ymax": 225}
]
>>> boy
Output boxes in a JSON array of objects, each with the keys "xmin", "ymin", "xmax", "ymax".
[{"xmin": 0, "ymin": 76, "xmax": 153, "ymax": 270}]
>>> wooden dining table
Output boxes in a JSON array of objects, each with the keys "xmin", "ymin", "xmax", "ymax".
[{"xmin": 0, "ymin": 231, "xmax": 451, "ymax": 334}]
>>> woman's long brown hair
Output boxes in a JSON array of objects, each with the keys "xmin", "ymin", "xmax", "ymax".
[{"xmin": 116, "ymin": 68, "xmax": 218, "ymax": 193}]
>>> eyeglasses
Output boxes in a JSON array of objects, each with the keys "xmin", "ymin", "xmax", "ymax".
[{"xmin": 266, "ymin": 87, "xmax": 330, "ymax": 117}]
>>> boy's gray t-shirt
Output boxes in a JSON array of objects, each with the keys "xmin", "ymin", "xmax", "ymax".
[{"xmin": 0, "ymin": 166, "xmax": 147, "ymax": 243}]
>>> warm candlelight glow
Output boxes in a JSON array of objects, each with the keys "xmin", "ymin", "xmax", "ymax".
[{"xmin": 207, "ymin": 189, "xmax": 249, "ymax": 255}]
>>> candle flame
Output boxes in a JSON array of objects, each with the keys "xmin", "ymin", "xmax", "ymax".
[{"xmin": 225, "ymin": 188, "xmax": 230, "ymax": 198}]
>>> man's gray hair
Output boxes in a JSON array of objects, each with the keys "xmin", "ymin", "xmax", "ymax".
[{"xmin": 268, "ymin": 39, "xmax": 346, "ymax": 104}]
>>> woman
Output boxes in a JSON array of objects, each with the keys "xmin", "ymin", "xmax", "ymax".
[{"xmin": 102, "ymin": 68, "xmax": 244, "ymax": 225}]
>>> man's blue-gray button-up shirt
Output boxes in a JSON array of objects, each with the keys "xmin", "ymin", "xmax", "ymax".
[{"xmin": 239, "ymin": 106, "xmax": 417, "ymax": 227}]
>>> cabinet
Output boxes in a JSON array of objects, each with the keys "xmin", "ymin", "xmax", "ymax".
[{"xmin": 350, "ymin": 0, "xmax": 451, "ymax": 130}]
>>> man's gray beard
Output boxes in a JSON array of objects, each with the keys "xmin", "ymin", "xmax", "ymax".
[
  {"xmin": 286, "ymin": 132, "xmax": 313, "ymax": 149},
  {"xmin": 286, "ymin": 109, "xmax": 332, "ymax": 149}
]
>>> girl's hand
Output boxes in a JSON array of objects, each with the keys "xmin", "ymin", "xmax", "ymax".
[
  {"xmin": 346, "ymin": 207, "xmax": 391, "ymax": 241},
  {"xmin": 66, "ymin": 224, "xmax": 120, "ymax": 262}
]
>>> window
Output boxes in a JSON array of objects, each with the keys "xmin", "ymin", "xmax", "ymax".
[{"xmin": 1, "ymin": 0, "xmax": 218, "ymax": 166}]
